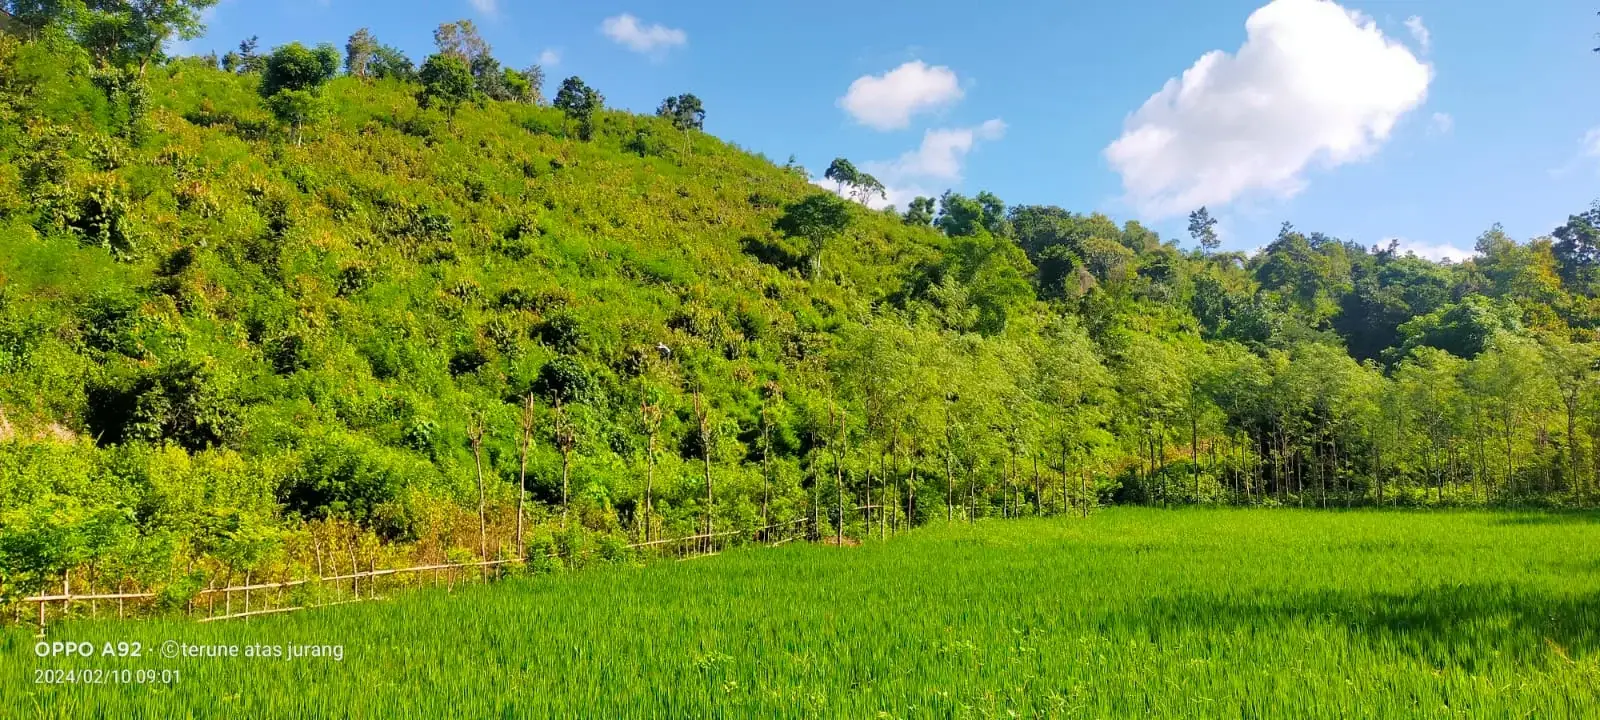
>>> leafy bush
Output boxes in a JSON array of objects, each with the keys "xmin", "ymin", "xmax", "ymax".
[{"xmin": 85, "ymin": 358, "xmax": 240, "ymax": 451}]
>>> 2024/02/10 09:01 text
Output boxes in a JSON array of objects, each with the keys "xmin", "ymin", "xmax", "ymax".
[{"xmin": 34, "ymin": 668, "xmax": 181, "ymax": 685}]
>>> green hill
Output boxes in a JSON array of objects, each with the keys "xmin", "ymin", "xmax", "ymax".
[{"xmin": 3, "ymin": 17, "xmax": 1600, "ymax": 603}]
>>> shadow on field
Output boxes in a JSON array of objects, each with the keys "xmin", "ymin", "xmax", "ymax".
[
  {"xmin": 1137, "ymin": 585, "xmax": 1600, "ymax": 670},
  {"xmin": 1490, "ymin": 511, "xmax": 1600, "ymax": 526}
]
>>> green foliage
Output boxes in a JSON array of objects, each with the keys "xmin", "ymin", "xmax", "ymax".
[
  {"xmin": 344, "ymin": 28, "xmax": 377, "ymax": 79},
  {"xmin": 902, "ymin": 196, "xmax": 935, "ymax": 226},
  {"xmin": 655, "ymin": 93, "xmax": 705, "ymax": 131},
  {"xmin": 533, "ymin": 357, "xmax": 597, "ymax": 406},
  {"xmin": 12, "ymin": 0, "xmax": 219, "ymax": 71},
  {"xmin": 276, "ymin": 434, "xmax": 418, "ymax": 539},
  {"xmin": 936, "ymin": 190, "xmax": 1004, "ymax": 237},
  {"xmin": 1394, "ymin": 295, "xmax": 1521, "ymax": 361},
  {"xmin": 5, "ymin": 22, "xmax": 1600, "ymax": 616},
  {"xmin": 1188, "ymin": 206, "xmax": 1220, "ymax": 253},
  {"xmin": 553, "ymin": 76, "xmax": 602, "ymax": 140},
  {"xmin": 259, "ymin": 42, "xmax": 338, "ymax": 97},
  {"xmin": 369, "ymin": 44, "xmax": 414, "ymax": 82},
  {"xmin": 85, "ymin": 358, "xmax": 240, "ymax": 451},
  {"xmin": 9, "ymin": 511, "xmax": 1600, "ymax": 717},
  {"xmin": 774, "ymin": 193, "xmax": 852, "ymax": 277},
  {"xmin": 259, "ymin": 42, "xmax": 338, "ymax": 143},
  {"xmin": 417, "ymin": 53, "xmax": 476, "ymax": 119}
]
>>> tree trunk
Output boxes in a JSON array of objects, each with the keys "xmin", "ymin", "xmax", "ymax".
[
  {"xmin": 761, "ymin": 423, "xmax": 772, "ymax": 541},
  {"xmin": 835, "ymin": 408, "xmax": 846, "ymax": 545},
  {"xmin": 908, "ymin": 461, "xmax": 917, "ymax": 530},
  {"xmin": 1080, "ymin": 468, "xmax": 1089, "ymax": 518},
  {"xmin": 1191, "ymin": 415, "xmax": 1200, "ymax": 500},
  {"xmin": 1032, "ymin": 452, "xmax": 1041, "ymax": 517},
  {"xmin": 470, "ymin": 423, "xmax": 487, "ymax": 571},
  {"xmin": 967, "ymin": 465, "xmax": 977, "ymax": 523},
  {"xmin": 517, "ymin": 393, "xmax": 533, "ymax": 558},
  {"xmin": 697, "ymin": 392, "xmax": 713, "ymax": 538},
  {"xmin": 1061, "ymin": 438, "xmax": 1070, "ymax": 516},
  {"xmin": 557, "ymin": 399, "xmax": 571, "ymax": 527},
  {"xmin": 945, "ymin": 445, "xmax": 954, "ymax": 522}
]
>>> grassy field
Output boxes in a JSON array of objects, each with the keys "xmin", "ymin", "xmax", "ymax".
[{"xmin": 5, "ymin": 509, "xmax": 1600, "ymax": 718}]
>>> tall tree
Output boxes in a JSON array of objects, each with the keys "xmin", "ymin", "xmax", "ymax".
[
  {"xmin": 553, "ymin": 76, "xmax": 603, "ymax": 140},
  {"xmin": 417, "ymin": 53, "xmax": 477, "ymax": 123},
  {"xmin": 1188, "ymin": 206, "xmax": 1220, "ymax": 254},
  {"xmin": 433, "ymin": 19, "xmax": 489, "ymax": 65},
  {"xmin": 904, "ymin": 197, "xmax": 935, "ymax": 226},
  {"xmin": 656, "ymin": 93, "xmax": 705, "ymax": 130},
  {"xmin": 1552, "ymin": 202, "xmax": 1600, "ymax": 294},
  {"xmin": 369, "ymin": 44, "xmax": 415, "ymax": 81},
  {"xmin": 851, "ymin": 173, "xmax": 886, "ymax": 206},
  {"xmin": 19, "ymin": 0, "xmax": 220, "ymax": 73},
  {"xmin": 344, "ymin": 28, "xmax": 378, "ymax": 79},
  {"xmin": 259, "ymin": 42, "xmax": 340, "ymax": 144},
  {"xmin": 222, "ymin": 35, "xmax": 260, "ymax": 73},
  {"xmin": 517, "ymin": 65, "xmax": 545, "ymax": 104},
  {"xmin": 775, "ymin": 193, "xmax": 852, "ymax": 279},
  {"xmin": 823, "ymin": 158, "xmax": 859, "ymax": 196},
  {"xmin": 656, "ymin": 93, "xmax": 705, "ymax": 153}
]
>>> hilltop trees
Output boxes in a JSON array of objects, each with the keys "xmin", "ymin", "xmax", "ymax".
[
  {"xmin": 371, "ymin": 45, "xmax": 416, "ymax": 81},
  {"xmin": 657, "ymin": 93, "xmax": 705, "ymax": 153},
  {"xmin": 904, "ymin": 197, "xmax": 936, "ymax": 226},
  {"xmin": 824, "ymin": 158, "xmax": 858, "ymax": 195},
  {"xmin": 433, "ymin": 19, "xmax": 490, "ymax": 65},
  {"xmin": 517, "ymin": 64, "xmax": 545, "ymax": 104},
  {"xmin": 1189, "ymin": 207, "xmax": 1220, "ymax": 253},
  {"xmin": 554, "ymin": 76, "xmax": 603, "ymax": 140},
  {"xmin": 259, "ymin": 42, "xmax": 340, "ymax": 144},
  {"xmin": 417, "ymin": 53, "xmax": 477, "ymax": 122},
  {"xmin": 345, "ymin": 28, "xmax": 378, "ymax": 79},
  {"xmin": 1553, "ymin": 202, "xmax": 1600, "ymax": 293},
  {"xmin": 11, "ymin": 0, "xmax": 219, "ymax": 72},
  {"xmin": 775, "ymin": 193, "xmax": 852, "ymax": 278},
  {"xmin": 822, "ymin": 158, "xmax": 886, "ymax": 206},
  {"xmin": 657, "ymin": 93, "xmax": 705, "ymax": 130},
  {"xmin": 223, "ymin": 36, "xmax": 261, "ymax": 73}
]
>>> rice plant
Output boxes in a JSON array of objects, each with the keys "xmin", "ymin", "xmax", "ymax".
[{"xmin": 7, "ymin": 508, "xmax": 1600, "ymax": 718}]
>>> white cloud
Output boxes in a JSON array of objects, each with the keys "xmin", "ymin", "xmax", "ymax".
[
  {"xmin": 1585, "ymin": 127, "xmax": 1600, "ymax": 158},
  {"xmin": 1429, "ymin": 112, "xmax": 1453, "ymax": 135},
  {"xmin": 1104, "ymin": 0, "xmax": 1432, "ymax": 219},
  {"xmin": 468, "ymin": 0, "xmax": 498, "ymax": 16},
  {"xmin": 538, "ymin": 48, "xmax": 561, "ymax": 67},
  {"xmin": 838, "ymin": 61, "xmax": 963, "ymax": 131},
  {"xmin": 601, "ymin": 14, "xmax": 687, "ymax": 56},
  {"xmin": 1404, "ymin": 15, "xmax": 1430, "ymax": 53},
  {"xmin": 1389, "ymin": 238, "xmax": 1473, "ymax": 263},
  {"xmin": 865, "ymin": 118, "xmax": 1006, "ymax": 182}
]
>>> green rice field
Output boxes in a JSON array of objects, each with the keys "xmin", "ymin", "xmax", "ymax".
[{"xmin": 5, "ymin": 509, "xmax": 1600, "ymax": 718}]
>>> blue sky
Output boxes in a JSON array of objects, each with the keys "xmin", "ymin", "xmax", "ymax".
[{"xmin": 179, "ymin": 0, "xmax": 1600, "ymax": 258}]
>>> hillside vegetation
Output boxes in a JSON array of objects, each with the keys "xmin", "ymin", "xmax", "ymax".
[{"xmin": 3, "ymin": 12, "xmax": 1600, "ymax": 603}]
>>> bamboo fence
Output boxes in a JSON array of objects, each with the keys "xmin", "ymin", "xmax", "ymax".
[{"xmin": 13, "ymin": 518, "xmax": 813, "ymax": 631}]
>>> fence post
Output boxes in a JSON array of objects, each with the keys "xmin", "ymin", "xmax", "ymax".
[{"xmin": 350, "ymin": 540, "xmax": 359, "ymax": 600}]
